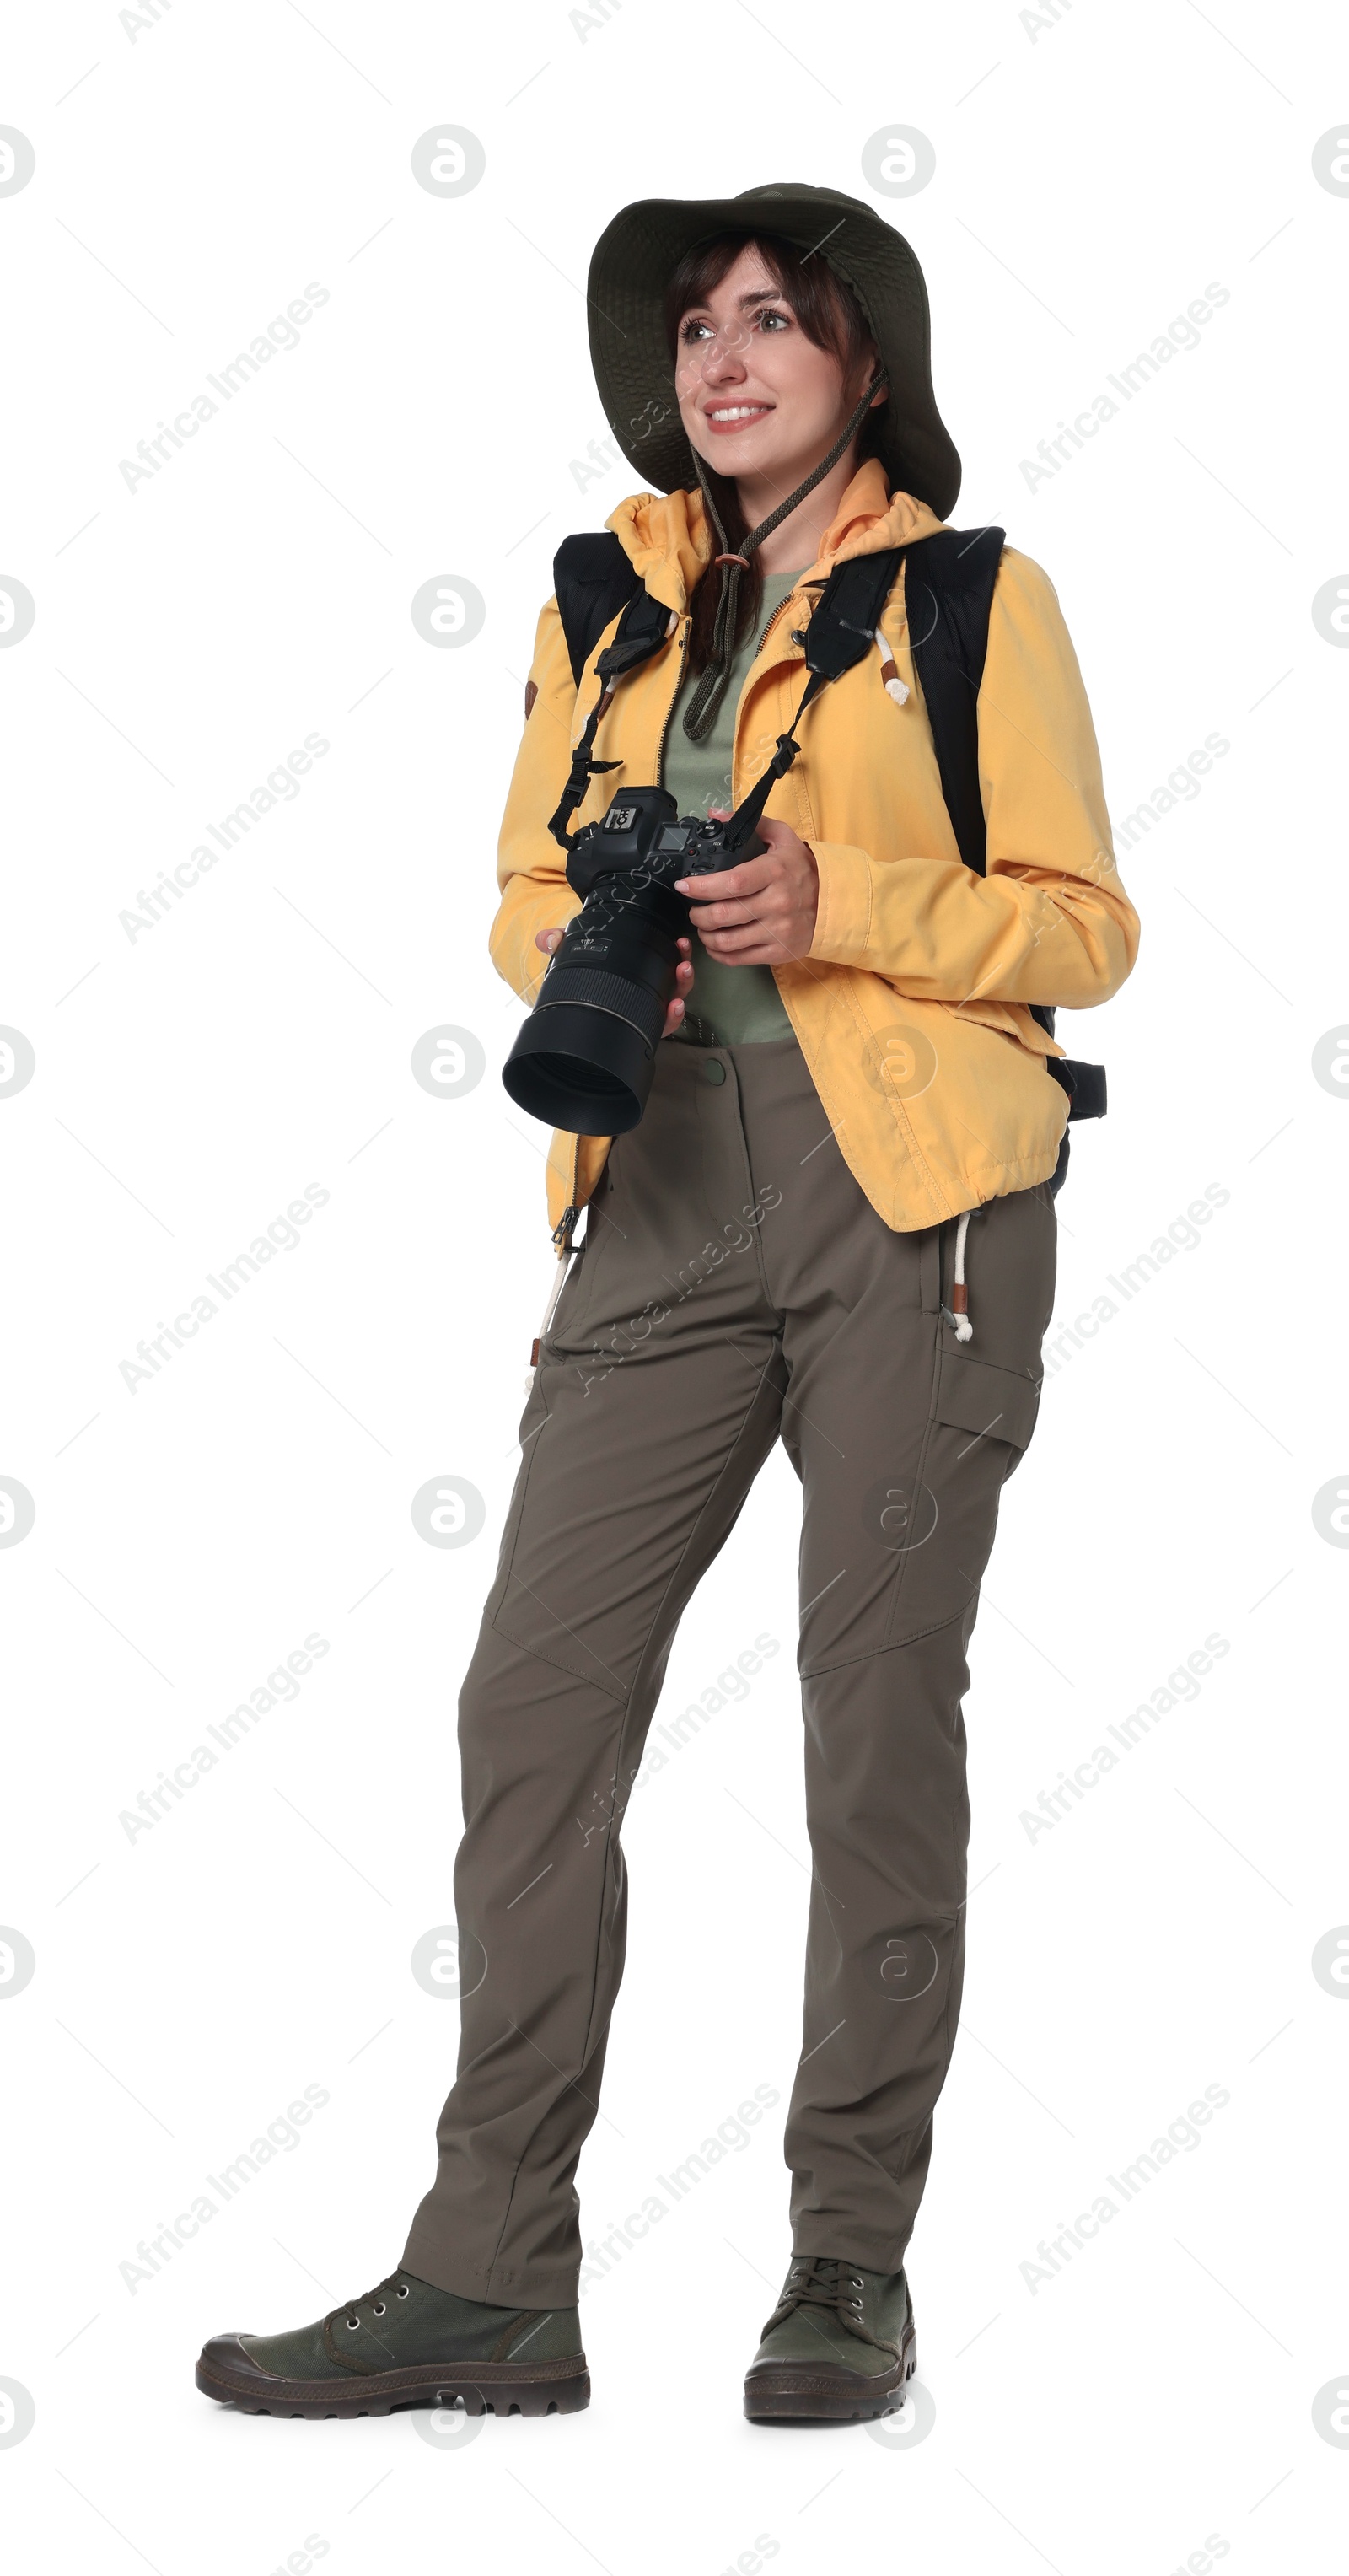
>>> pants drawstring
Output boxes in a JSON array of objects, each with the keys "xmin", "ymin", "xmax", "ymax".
[{"xmin": 948, "ymin": 1208, "xmax": 974, "ymax": 1342}]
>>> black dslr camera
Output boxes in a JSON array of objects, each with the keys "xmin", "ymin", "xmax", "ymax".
[{"xmin": 501, "ymin": 788, "xmax": 763, "ymax": 1136}]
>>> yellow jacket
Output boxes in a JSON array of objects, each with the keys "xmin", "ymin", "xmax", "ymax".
[{"xmin": 492, "ymin": 457, "xmax": 1140, "ymax": 1243}]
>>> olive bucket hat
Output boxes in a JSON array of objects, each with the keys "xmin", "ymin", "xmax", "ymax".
[{"xmin": 586, "ymin": 180, "xmax": 961, "ymax": 519}]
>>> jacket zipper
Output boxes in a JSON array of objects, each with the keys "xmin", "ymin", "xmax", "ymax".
[
  {"xmin": 653, "ymin": 615, "xmax": 688, "ymax": 789},
  {"xmin": 757, "ymin": 585, "xmax": 804, "ymax": 653},
  {"xmin": 734, "ymin": 583, "xmax": 809, "ymax": 805}
]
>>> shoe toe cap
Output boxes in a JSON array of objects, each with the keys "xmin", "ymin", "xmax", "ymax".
[{"xmin": 197, "ymin": 2333, "xmax": 280, "ymax": 2386}]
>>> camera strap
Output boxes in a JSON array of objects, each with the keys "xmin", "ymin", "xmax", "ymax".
[
  {"xmin": 548, "ymin": 546, "xmax": 906, "ymax": 858},
  {"xmin": 547, "ymin": 588, "xmax": 674, "ymax": 851},
  {"xmin": 718, "ymin": 546, "xmax": 907, "ymax": 852}
]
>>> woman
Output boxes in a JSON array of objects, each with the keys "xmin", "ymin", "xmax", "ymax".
[{"xmin": 196, "ymin": 183, "xmax": 1139, "ymax": 2426}]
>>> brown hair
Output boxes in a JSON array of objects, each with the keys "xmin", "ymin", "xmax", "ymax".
[{"xmin": 662, "ymin": 229, "xmax": 886, "ymax": 676}]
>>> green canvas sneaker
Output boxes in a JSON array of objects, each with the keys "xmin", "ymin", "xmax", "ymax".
[
  {"xmin": 195, "ymin": 2267, "xmax": 589, "ymax": 2418},
  {"xmin": 744, "ymin": 2254, "xmax": 917, "ymax": 2423}
]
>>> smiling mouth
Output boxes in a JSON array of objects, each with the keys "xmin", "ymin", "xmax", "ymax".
[{"xmin": 704, "ymin": 403, "xmax": 773, "ymax": 430}]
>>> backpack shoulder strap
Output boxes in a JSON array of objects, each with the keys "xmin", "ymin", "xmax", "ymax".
[
  {"xmin": 722, "ymin": 535, "xmax": 999, "ymax": 856},
  {"xmin": 546, "ymin": 572, "xmax": 671, "ymax": 852},
  {"xmin": 800, "ymin": 547, "xmax": 907, "ymax": 680},
  {"xmin": 553, "ymin": 531, "xmax": 644, "ymax": 686},
  {"xmin": 893, "ymin": 524, "xmax": 1106, "ymax": 1166},
  {"xmin": 896, "ymin": 524, "xmax": 1004, "ymax": 879}
]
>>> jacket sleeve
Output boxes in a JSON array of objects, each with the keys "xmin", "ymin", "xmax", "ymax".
[
  {"xmin": 489, "ymin": 594, "xmax": 584, "ymax": 1002},
  {"xmin": 806, "ymin": 546, "xmax": 1141, "ymax": 1009}
]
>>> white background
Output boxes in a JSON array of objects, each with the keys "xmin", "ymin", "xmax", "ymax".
[{"xmin": 2, "ymin": 2, "xmax": 1346, "ymax": 2570}]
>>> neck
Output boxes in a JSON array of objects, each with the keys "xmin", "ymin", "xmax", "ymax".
[{"xmin": 731, "ymin": 438, "xmax": 863, "ymax": 575}]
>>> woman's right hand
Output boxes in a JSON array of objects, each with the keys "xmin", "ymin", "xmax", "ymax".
[{"xmin": 535, "ymin": 928, "xmax": 695, "ymax": 1037}]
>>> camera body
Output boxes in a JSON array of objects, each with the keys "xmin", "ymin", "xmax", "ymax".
[
  {"xmin": 502, "ymin": 788, "xmax": 764, "ymax": 1137},
  {"xmin": 565, "ymin": 786, "xmax": 758, "ymax": 904}
]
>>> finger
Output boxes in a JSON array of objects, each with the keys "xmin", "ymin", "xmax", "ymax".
[
  {"xmin": 686, "ymin": 886, "xmax": 774, "ymax": 922},
  {"xmin": 688, "ymin": 895, "xmax": 781, "ymax": 931},
  {"xmin": 755, "ymin": 818, "xmax": 808, "ymax": 858},
  {"xmin": 702, "ymin": 910, "xmax": 803, "ymax": 950},
  {"xmin": 701, "ymin": 938, "xmax": 780, "ymax": 965},
  {"xmin": 691, "ymin": 864, "xmax": 774, "ymax": 899},
  {"xmin": 675, "ymin": 861, "xmax": 771, "ymax": 900},
  {"xmin": 535, "ymin": 927, "xmax": 564, "ymax": 953},
  {"xmin": 701, "ymin": 928, "xmax": 780, "ymax": 958}
]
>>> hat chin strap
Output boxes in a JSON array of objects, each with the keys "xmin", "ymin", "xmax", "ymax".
[{"xmin": 681, "ymin": 364, "xmax": 889, "ymax": 743}]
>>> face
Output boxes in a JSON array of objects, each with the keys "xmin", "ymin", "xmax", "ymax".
[{"xmin": 674, "ymin": 242, "xmax": 878, "ymax": 492}]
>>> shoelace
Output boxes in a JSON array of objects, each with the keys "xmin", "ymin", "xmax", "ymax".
[
  {"xmin": 326, "ymin": 2270, "xmax": 411, "ymax": 2364},
  {"xmin": 325, "ymin": 2270, "xmax": 539, "ymax": 2374},
  {"xmin": 761, "ymin": 2255, "xmax": 900, "ymax": 2358}
]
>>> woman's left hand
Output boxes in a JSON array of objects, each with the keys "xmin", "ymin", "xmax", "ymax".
[{"xmin": 675, "ymin": 815, "xmax": 819, "ymax": 965}]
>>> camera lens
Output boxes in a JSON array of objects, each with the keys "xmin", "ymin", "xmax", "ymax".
[
  {"xmin": 502, "ymin": 912, "xmax": 679, "ymax": 1132},
  {"xmin": 503, "ymin": 789, "xmax": 691, "ymax": 1133}
]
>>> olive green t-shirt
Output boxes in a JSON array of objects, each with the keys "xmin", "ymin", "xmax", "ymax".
[{"xmin": 662, "ymin": 567, "xmax": 805, "ymax": 1046}]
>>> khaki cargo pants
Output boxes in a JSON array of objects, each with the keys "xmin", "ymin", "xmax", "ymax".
[{"xmin": 404, "ymin": 1032, "xmax": 1057, "ymax": 2306}]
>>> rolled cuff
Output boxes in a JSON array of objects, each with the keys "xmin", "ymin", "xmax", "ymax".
[{"xmin": 806, "ymin": 840, "xmax": 878, "ymax": 967}]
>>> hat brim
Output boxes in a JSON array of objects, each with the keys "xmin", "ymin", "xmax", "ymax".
[{"xmin": 586, "ymin": 183, "xmax": 960, "ymax": 518}]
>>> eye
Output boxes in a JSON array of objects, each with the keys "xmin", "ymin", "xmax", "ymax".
[
  {"xmin": 754, "ymin": 305, "xmax": 791, "ymax": 331},
  {"xmin": 680, "ymin": 316, "xmax": 714, "ymax": 343}
]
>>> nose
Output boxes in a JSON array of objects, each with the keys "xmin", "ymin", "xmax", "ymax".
[{"xmin": 683, "ymin": 319, "xmax": 751, "ymax": 389}]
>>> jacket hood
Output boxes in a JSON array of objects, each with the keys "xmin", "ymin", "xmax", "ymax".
[{"xmin": 605, "ymin": 459, "xmax": 946, "ymax": 616}]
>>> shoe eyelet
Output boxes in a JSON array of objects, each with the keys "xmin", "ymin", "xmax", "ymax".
[
  {"xmin": 850, "ymin": 2277, "xmax": 863, "ymax": 2288},
  {"xmin": 396, "ymin": 2284, "xmax": 410, "ymax": 2298},
  {"xmin": 346, "ymin": 2317, "xmax": 360, "ymax": 2331},
  {"xmin": 373, "ymin": 2302, "xmax": 385, "ymax": 2315},
  {"xmin": 849, "ymin": 2298, "xmax": 863, "ymax": 2310}
]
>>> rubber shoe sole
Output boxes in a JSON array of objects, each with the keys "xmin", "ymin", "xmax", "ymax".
[
  {"xmin": 744, "ymin": 2315, "xmax": 917, "ymax": 2423},
  {"xmin": 196, "ymin": 2337, "xmax": 589, "ymax": 2419}
]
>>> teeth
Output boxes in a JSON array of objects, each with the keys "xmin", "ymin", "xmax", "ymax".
[{"xmin": 709, "ymin": 406, "xmax": 766, "ymax": 421}]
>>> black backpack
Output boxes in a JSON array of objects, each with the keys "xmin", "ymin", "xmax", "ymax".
[{"xmin": 551, "ymin": 526, "xmax": 1105, "ymax": 1195}]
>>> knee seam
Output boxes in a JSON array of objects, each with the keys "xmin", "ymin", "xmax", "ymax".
[
  {"xmin": 799, "ymin": 1596, "xmax": 975, "ymax": 1679},
  {"xmin": 486, "ymin": 1605, "xmax": 629, "ymax": 1704}
]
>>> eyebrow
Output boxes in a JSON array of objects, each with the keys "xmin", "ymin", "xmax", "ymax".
[{"xmin": 681, "ymin": 285, "xmax": 787, "ymax": 318}]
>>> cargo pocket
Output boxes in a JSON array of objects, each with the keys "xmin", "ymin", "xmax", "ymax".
[
  {"xmin": 882, "ymin": 1345, "xmax": 1042, "ymax": 1650},
  {"xmin": 931, "ymin": 1342, "xmax": 1042, "ymax": 1458}
]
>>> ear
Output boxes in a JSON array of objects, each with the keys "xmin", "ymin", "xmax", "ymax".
[{"xmin": 852, "ymin": 343, "xmax": 887, "ymax": 409}]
